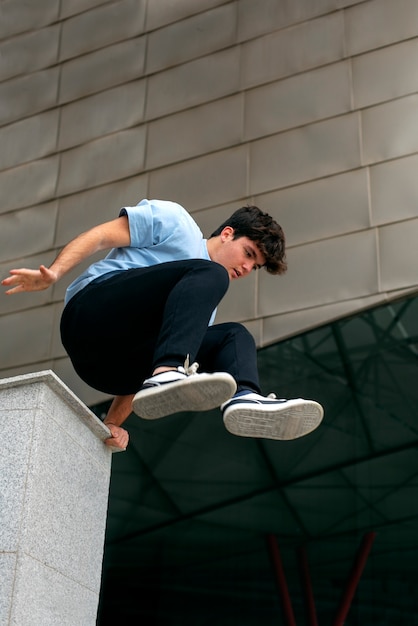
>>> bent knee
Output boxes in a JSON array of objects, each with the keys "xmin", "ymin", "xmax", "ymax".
[
  {"xmin": 195, "ymin": 260, "xmax": 229, "ymax": 297},
  {"xmin": 219, "ymin": 321, "xmax": 256, "ymax": 342}
]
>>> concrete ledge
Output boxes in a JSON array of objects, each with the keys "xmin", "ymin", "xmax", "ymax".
[{"xmin": 0, "ymin": 370, "xmax": 113, "ymax": 625}]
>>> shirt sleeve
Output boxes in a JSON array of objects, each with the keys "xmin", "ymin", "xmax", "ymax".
[
  {"xmin": 119, "ymin": 200, "xmax": 154, "ymax": 248},
  {"xmin": 119, "ymin": 199, "xmax": 189, "ymax": 249}
]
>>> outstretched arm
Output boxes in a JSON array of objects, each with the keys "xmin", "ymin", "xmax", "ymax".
[
  {"xmin": 2, "ymin": 215, "xmax": 133, "ymax": 451},
  {"xmin": 2, "ymin": 215, "xmax": 131, "ymax": 295}
]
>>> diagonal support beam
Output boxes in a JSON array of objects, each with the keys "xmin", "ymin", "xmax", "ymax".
[
  {"xmin": 266, "ymin": 534, "xmax": 297, "ymax": 626},
  {"xmin": 297, "ymin": 545, "xmax": 318, "ymax": 626},
  {"xmin": 332, "ymin": 531, "xmax": 377, "ymax": 626}
]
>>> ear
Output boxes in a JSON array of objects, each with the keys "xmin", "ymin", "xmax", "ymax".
[{"xmin": 220, "ymin": 226, "xmax": 234, "ymax": 241}]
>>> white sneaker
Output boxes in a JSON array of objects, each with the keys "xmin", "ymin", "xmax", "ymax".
[
  {"xmin": 132, "ymin": 359, "xmax": 237, "ymax": 420},
  {"xmin": 221, "ymin": 392, "xmax": 324, "ymax": 440}
]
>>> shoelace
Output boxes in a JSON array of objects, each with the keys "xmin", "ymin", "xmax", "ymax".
[{"xmin": 178, "ymin": 354, "xmax": 199, "ymax": 376}]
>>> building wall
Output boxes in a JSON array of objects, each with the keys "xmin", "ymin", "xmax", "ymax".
[{"xmin": 1, "ymin": 0, "xmax": 418, "ymax": 405}]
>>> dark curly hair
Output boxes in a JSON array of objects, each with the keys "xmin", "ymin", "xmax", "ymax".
[{"xmin": 210, "ymin": 205, "xmax": 287, "ymax": 275}]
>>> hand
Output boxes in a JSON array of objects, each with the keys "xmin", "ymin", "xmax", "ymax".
[
  {"xmin": 104, "ymin": 423, "xmax": 129, "ymax": 451},
  {"xmin": 2, "ymin": 265, "xmax": 57, "ymax": 294}
]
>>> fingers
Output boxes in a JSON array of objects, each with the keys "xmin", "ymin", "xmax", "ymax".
[
  {"xmin": 1, "ymin": 267, "xmax": 54, "ymax": 294},
  {"xmin": 105, "ymin": 424, "xmax": 129, "ymax": 451},
  {"xmin": 2, "ymin": 271, "xmax": 22, "ymax": 286},
  {"xmin": 2, "ymin": 280, "xmax": 29, "ymax": 295},
  {"xmin": 2, "ymin": 273, "xmax": 26, "ymax": 294},
  {"xmin": 4, "ymin": 268, "xmax": 31, "ymax": 280}
]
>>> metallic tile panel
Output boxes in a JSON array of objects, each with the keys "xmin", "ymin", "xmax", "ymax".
[
  {"xmin": 244, "ymin": 61, "xmax": 352, "ymax": 141},
  {"xmin": 254, "ymin": 169, "xmax": 370, "ymax": 247},
  {"xmin": 258, "ymin": 230, "xmax": 379, "ymax": 316},
  {"xmin": 379, "ymin": 218, "xmax": 418, "ymax": 292},
  {"xmin": 60, "ymin": 0, "xmax": 146, "ymax": 62},
  {"xmin": 352, "ymin": 38, "xmax": 418, "ymax": 109},
  {"xmin": 149, "ymin": 146, "xmax": 248, "ymax": 211},
  {"xmin": 370, "ymin": 154, "xmax": 418, "ymax": 226},
  {"xmin": 59, "ymin": 38, "xmax": 146, "ymax": 104},
  {"xmin": 58, "ymin": 80, "xmax": 146, "ymax": 151},
  {"xmin": 250, "ymin": 114, "xmax": 361, "ymax": 194},
  {"xmin": 0, "ymin": 157, "xmax": 59, "ymax": 213},
  {"xmin": 147, "ymin": 95, "xmax": 243, "ymax": 169},
  {"xmin": 346, "ymin": 0, "xmax": 418, "ymax": 56},
  {"xmin": 241, "ymin": 12, "xmax": 344, "ymax": 89},
  {"xmin": 0, "ymin": 25, "xmax": 59, "ymax": 81},
  {"xmin": 146, "ymin": 3, "xmax": 237, "ymax": 74},
  {"xmin": 57, "ymin": 128, "xmax": 146, "ymax": 196},
  {"xmin": 145, "ymin": 0, "xmax": 227, "ymax": 31},
  {"xmin": 361, "ymin": 94, "xmax": 418, "ymax": 164},
  {"xmin": 145, "ymin": 47, "xmax": 240, "ymax": 120}
]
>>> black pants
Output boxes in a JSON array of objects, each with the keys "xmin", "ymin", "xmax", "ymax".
[{"xmin": 60, "ymin": 259, "xmax": 261, "ymax": 396}]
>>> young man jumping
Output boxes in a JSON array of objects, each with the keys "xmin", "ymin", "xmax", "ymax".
[{"xmin": 2, "ymin": 198, "xmax": 324, "ymax": 451}]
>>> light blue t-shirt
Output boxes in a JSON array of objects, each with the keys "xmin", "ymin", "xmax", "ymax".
[{"xmin": 65, "ymin": 199, "xmax": 213, "ymax": 312}]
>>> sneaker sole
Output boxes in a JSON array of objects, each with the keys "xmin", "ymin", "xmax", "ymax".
[
  {"xmin": 223, "ymin": 399, "xmax": 324, "ymax": 440},
  {"xmin": 132, "ymin": 373, "xmax": 237, "ymax": 420}
]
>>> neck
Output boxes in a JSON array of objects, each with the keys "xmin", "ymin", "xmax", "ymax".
[{"xmin": 206, "ymin": 236, "xmax": 219, "ymax": 261}]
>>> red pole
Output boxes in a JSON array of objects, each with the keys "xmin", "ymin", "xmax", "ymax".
[
  {"xmin": 297, "ymin": 546, "xmax": 318, "ymax": 626},
  {"xmin": 266, "ymin": 534, "xmax": 297, "ymax": 626},
  {"xmin": 332, "ymin": 531, "xmax": 377, "ymax": 626}
]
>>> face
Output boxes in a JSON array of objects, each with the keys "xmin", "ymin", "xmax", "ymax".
[{"xmin": 211, "ymin": 227, "xmax": 266, "ymax": 280}]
